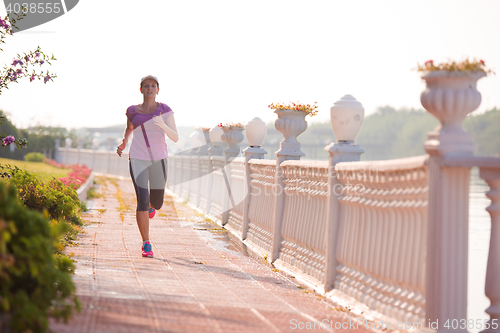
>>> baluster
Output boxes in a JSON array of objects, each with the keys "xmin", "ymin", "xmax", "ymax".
[{"xmin": 480, "ymin": 167, "xmax": 500, "ymax": 333}]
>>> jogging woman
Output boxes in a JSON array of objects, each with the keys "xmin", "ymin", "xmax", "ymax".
[{"xmin": 116, "ymin": 75, "xmax": 178, "ymax": 257}]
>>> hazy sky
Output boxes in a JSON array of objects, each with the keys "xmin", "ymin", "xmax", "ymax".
[{"xmin": 0, "ymin": 0, "xmax": 499, "ymax": 130}]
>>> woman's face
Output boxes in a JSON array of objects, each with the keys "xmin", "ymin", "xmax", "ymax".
[{"xmin": 140, "ymin": 79, "xmax": 159, "ymax": 97}]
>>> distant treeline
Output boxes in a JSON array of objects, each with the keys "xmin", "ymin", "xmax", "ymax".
[
  {"xmin": 1, "ymin": 107, "xmax": 499, "ymax": 162},
  {"xmin": 0, "ymin": 110, "xmax": 70, "ymax": 161}
]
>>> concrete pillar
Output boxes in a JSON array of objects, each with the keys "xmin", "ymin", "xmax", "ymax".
[{"xmin": 271, "ymin": 110, "xmax": 307, "ymax": 262}]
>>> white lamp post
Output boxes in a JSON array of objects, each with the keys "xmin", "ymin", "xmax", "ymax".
[
  {"xmin": 330, "ymin": 94, "xmax": 365, "ymax": 143},
  {"xmin": 189, "ymin": 130, "xmax": 205, "ymax": 151},
  {"xmin": 243, "ymin": 117, "xmax": 268, "ymax": 160},
  {"xmin": 323, "ymin": 94, "xmax": 365, "ymax": 291},
  {"xmin": 246, "ymin": 117, "xmax": 267, "ymax": 147},
  {"xmin": 209, "ymin": 126, "xmax": 224, "ymax": 156},
  {"xmin": 65, "ymin": 137, "xmax": 73, "ymax": 148},
  {"xmin": 241, "ymin": 117, "xmax": 268, "ymax": 240}
]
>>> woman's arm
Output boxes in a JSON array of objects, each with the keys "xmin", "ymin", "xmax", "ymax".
[
  {"xmin": 153, "ymin": 114, "xmax": 179, "ymax": 143},
  {"xmin": 117, "ymin": 118, "xmax": 134, "ymax": 157}
]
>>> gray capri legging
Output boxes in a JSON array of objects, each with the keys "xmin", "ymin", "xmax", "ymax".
[{"xmin": 129, "ymin": 158, "xmax": 168, "ymax": 211}]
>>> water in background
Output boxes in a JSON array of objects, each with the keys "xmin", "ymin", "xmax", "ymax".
[{"xmin": 468, "ymin": 167, "xmax": 491, "ymax": 333}]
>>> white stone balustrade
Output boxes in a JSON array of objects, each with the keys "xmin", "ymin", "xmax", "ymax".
[
  {"xmin": 273, "ymin": 160, "xmax": 329, "ymax": 291},
  {"xmin": 333, "ymin": 155, "xmax": 429, "ymax": 324},
  {"xmin": 55, "ymin": 147, "xmax": 130, "ymax": 177},
  {"xmin": 224, "ymin": 158, "xmax": 247, "ymax": 236},
  {"xmin": 244, "ymin": 159, "xmax": 277, "ymax": 256},
  {"xmin": 208, "ymin": 156, "xmax": 227, "ymax": 221}
]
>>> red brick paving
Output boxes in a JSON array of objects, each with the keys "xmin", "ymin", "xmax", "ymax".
[{"xmin": 50, "ymin": 177, "xmax": 375, "ymax": 333}]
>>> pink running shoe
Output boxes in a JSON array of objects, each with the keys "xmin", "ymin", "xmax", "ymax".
[
  {"xmin": 142, "ymin": 241, "xmax": 153, "ymax": 257},
  {"xmin": 148, "ymin": 207, "xmax": 155, "ymax": 219}
]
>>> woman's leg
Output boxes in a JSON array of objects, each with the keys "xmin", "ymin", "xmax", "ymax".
[
  {"xmin": 149, "ymin": 158, "xmax": 168, "ymax": 210},
  {"xmin": 130, "ymin": 159, "xmax": 152, "ymax": 242},
  {"xmin": 136, "ymin": 211, "xmax": 149, "ymax": 241}
]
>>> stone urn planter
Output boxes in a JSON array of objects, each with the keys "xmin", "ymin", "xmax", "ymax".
[
  {"xmin": 221, "ymin": 127, "xmax": 244, "ymax": 158},
  {"xmin": 420, "ymin": 70, "xmax": 486, "ymax": 155},
  {"xmin": 274, "ymin": 109, "xmax": 307, "ymax": 159}
]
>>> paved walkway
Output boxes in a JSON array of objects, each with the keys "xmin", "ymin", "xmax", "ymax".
[{"xmin": 50, "ymin": 176, "xmax": 374, "ymax": 333}]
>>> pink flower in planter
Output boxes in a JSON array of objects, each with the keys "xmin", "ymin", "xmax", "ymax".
[{"xmin": 56, "ymin": 163, "xmax": 92, "ymax": 190}]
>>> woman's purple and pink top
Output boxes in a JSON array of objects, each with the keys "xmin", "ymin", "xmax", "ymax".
[{"xmin": 126, "ymin": 102, "xmax": 174, "ymax": 161}]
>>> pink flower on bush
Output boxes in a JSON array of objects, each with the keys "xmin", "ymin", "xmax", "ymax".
[
  {"xmin": 58, "ymin": 176, "xmax": 81, "ymax": 190},
  {"xmin": 61, "ymin": 164, "xmax": 92, "ymax": 189},
  {"xmin": 43, "ymin": 159, "xmax": 92, "ymax": 190},
  {"xmin": 43, "ymin": 158, "xmax": 68, "ymax": 169},
  {"xmin": 0, "ymin": 19, "xmax": 10, "ymax": 30},
  {"xmin": 2, "ymin": 135, "xmax": 15, "ymax": 146}
]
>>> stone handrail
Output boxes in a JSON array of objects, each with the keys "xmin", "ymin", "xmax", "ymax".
[{"xmin": 55, "ymin": 147, "xmax": 130, "ymax": 177}]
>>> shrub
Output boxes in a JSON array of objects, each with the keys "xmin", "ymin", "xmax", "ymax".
[
  {"xmin": 24, "ymin": 152, "xmax": 45, "ymax": 162},
  {"xmin": 0, "ymin": 164, "xmax": 83, "ymax": 224},
  {"xmin": 43, "ymin": 159, "xmax": 92, "ymax": 190},
  {"xmin": 0, "ymin": 180, "xmax": 80, "ymax": 332}
]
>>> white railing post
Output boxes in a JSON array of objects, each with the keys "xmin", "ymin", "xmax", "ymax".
[
  {"xmin": 271, "ymin": 110, "xmax": 307, "ymax": 262},
  {"xmin": 174, "ymin": 155, "xmax": 182, "ymax": 197},
  {"xmin": 221, "ymin": 127, "xmax": 244, "ymax": 225},
  {"xmin": 207, "ymin": 126, "xmax": 224, "ymax": 215},
  {"xmin": 76, "ymin": 138, "xmax": 83, "ymax": 164},
  {"xmin": 65, "ymin": 138, "xmax": 72, "ymax": 165},
  {"xmin": 91, "ymin": 138, "xmax": 98, "ymax": 170},
  {"xmin": 323, "ymin": 95, "xmax": 365, "ymax": 291},
  {"xmin": 54, "ymin": 138, "xmax": 60, "ymax": 162},
  {"xmin": 242, "ymin": 118, "xmax": 268, "ymax": 240},
  {"xmin": 188, "ymin": 146, "xmax": 198, "ymax": 205},
  {"xmin": 421, "ymin": 70, "xmax": 485, "ymax": 331},
  {"xmin": 106, "ymin": 150, "xmax": 111, "ymax": 174},
  {"xmin": 188, "ymin": 130, "xmax": 204, "ymax": 205},
  {"xmin": 196, "ymin": 129, "xmax": 210, "ymax": 209},
  {"xmin": 479, "ymin": 167, "xmax": 500, "ymax": 333}
]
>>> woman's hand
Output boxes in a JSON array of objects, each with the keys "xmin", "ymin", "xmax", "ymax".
[
  {"xmin": 153, "ymin": 114, "xmax": 179, "ymax": 142},
  {"xmin": 117, "ymin": 142, "xmax": 126, "ymax": 157},
  {"xmin": 153, "ymin": 115, "xmax": 168, "ymax": 131}
]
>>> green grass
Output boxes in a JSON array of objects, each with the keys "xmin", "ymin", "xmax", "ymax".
[{"xmin": 0, "ymin": 157, "xmax": 71, "ymax": 182}]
